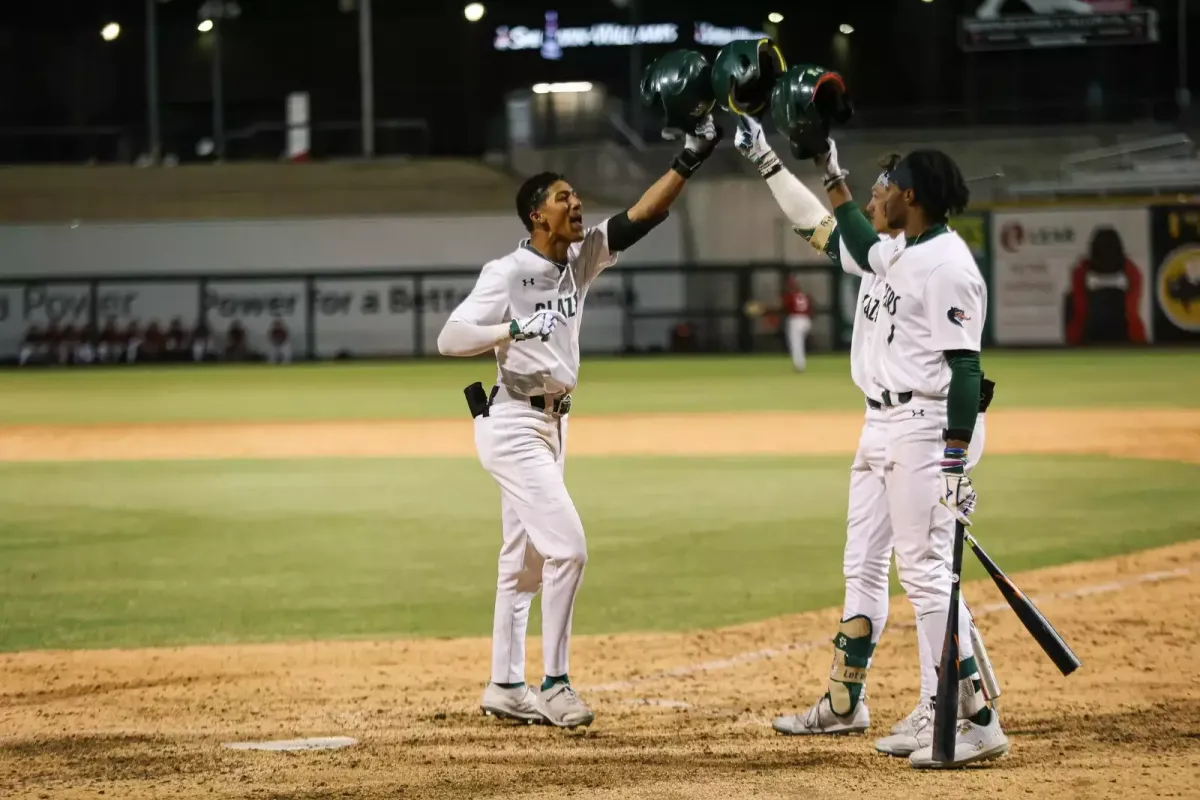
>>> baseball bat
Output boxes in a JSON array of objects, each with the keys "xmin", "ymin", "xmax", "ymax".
[
  {"xmin": 932, "ymin": 519, "xmax": 967, "ymax": 764},
  {"xmin": 964, "ymin": 531, "xmax": 1082, "ymax": 677}
]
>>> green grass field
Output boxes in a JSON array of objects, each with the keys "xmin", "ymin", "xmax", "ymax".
[
  {"xmin": 1, "ymin": 350, "xmax": 1197, "ymax": 653},
  {"xmin": 1, "ymin": 350, "xmax": 1196, "ymax": 423}
]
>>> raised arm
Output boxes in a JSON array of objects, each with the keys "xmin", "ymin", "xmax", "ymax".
[{"xmin": 735, "ymin": 116, "xmax": 886, "ymax": 275}]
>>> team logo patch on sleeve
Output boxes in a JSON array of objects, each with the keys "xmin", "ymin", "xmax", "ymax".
[{"xmin": 947, "ymin": 307, "xmax": 971, "ymax": 327}]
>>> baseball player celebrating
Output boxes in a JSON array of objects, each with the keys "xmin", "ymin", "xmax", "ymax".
[
  {"xmin": 733, "ymin": 82, "xmax": 1007, "ymax": 765},
  {"xmin": 437, "ymin": 98, "xmax": 720, "ymax": 727}
]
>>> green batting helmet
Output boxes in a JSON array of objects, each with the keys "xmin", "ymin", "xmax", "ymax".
[
  {"xmin": 711, "ymin": 38, "xmax": 787, "ymax": 117},
  {"xmin": 640, "ymin": 49, "xmax": 715, "ymax": 132},
  {"xmin": 770, "ymin": 64, "xmax": 854, "ymax": 159}
]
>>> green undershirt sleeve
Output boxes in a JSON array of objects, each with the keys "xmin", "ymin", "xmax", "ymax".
[
  {"xmin": 945, "ymin": 350, "xmax": 983, "ymax": 443},
  {"xmin": 833, "ymin": 202, "xmax": 878, "ymax": 270}
]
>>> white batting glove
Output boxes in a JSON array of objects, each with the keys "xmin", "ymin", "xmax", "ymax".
[
  {"xmin": 509, "ymin": 309, "xmax": 566, "ymax": 342},
  {"xmin": 814, "ymin": 137, "xmax": 849, "ymax": 189},
  {"xmin": 734, "ymin": 115, "xmax": 782, "ymax": 179},
  {"xmin": 939, "ymin": 448, "xmax": 977, "ymax": 526}
]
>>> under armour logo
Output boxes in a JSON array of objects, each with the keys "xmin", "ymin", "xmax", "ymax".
[
  {"xmin": 912, "ymin": 409, "xmax": 925, "ymax": 417},
  {"xmin": 522, "ymin": 279, "xmax": 535, "ymax": 287}
]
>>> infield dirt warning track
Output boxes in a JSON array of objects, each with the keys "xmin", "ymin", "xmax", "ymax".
[{"xmin": 0, "ymin": 408, "xmax": 1198, "ymax": 799}]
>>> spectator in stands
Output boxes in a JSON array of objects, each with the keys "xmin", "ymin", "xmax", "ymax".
[
  {"xmin": 75, "ymin": 324, "xmax": 97, "ymax": 365},
  {"xmin": 165, "ymin": 317, "xmax": 188, "ymax": 361},
  {"xmin": 140, "ymin": 320, "xmax": 166, "ymax": 362},
  {"xmin": 224, "ymin": 320, "xmax": 251, "ymax": 361},
  {"xmin": 43, "ymin": 322, "xmax": 62, "ymax": 365},
  {"xmin": 97, "ymin": 317, "xmax": 121, "ymax": 363},
  {"xmin": 58, "ymin": 324, "xmax": 80, "ymax": 365},
  {"xmin": 190, "ymin": 319, "xmax": 217, "ymax": 362},
  {"xmin": 670, "ymin": 321, "xmax": 698, "ymax": 352},
  {"xmin": 122, "ymin": 320, "xmax": 142, "ymax": 363},
  {"xmin": 267, "ymin": 318, "xmax": 292, "ymax": 364},
  {"xmin": 18, "ymin": 325, "xmax": 47, "ymax": 366}
]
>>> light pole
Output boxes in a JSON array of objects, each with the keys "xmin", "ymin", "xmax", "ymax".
[
  {"xmin": 360, "ymin": 0, "xmax": 374, "ymax": 157},
  {"xmin": 1179, "ymin": 0, "xmax": 1190, "ymax": 112},
  {"xmin": 198, "ymin": 1, "xmax": 240, "ymax": 161},
  {"xmin": 146, "ymin": 0, "xmax": 166, "ymax": 164}
]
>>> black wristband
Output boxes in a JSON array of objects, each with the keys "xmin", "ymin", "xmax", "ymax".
[
  {"xmin": 671, "ymin": 149, "xmax": 702, "ymax": 179},
  {"xmin": 943, "ymin": 427, "xmax": 973, "ymax": 444}
]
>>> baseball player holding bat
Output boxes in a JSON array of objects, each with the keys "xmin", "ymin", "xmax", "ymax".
[
  {"xmin": 728, "ymin": 62, "xmax": 1008, "ymax": 767},
  {"xmin": 437, "ymin": 51, "xmax": 721, "ymax": 729}
]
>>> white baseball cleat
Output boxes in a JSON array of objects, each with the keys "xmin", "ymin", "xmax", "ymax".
[
  {"xmin": 875, "ymin": 699, "xmax": 933, "ymax": 756},
  {"xmin": 535, "ymin": 682, "xmax": 595, "ymax": 729},
  {"xmin": 891, "ymin": 699, "xmax": 932, "ymax": 735},
  {"xmin": 772, "ymin": 693, "xmax": 870, "ymax": 736},
  {"xmin": 480, "ymin": 683, "xmax": 546, "ymax": 724},
  {"xmin": 908, "ymin": 709, "xmax": 1010, "ymax": 769}
]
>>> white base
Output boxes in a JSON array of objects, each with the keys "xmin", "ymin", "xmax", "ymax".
[{"xmin": 222, "ymin": 736, "xmax": 357, "ymax": 752}]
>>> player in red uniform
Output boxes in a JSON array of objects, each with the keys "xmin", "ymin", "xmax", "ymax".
[{"xmin": 782, "ymin": 276, "xmax": 812, "ymax": 371}]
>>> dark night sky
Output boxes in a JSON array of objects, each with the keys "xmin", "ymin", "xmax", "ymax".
[{"xmin": 0, "ymin": 0, "xmax": 1193, "ymax": 160}]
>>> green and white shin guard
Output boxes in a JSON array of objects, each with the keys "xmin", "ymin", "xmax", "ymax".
[
  {"xmin": 827, "ymin": 615, "xmax": 875, "ymax": 716},
  {"xmin": 956, "ymin": 655, "xmax": 990, "ymax": 723}
]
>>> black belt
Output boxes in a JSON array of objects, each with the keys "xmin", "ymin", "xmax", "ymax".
[
  {"xmin": 865, "ymin": 380, "xmax": 998, "ymax": 413},
  {"xmin": 530, "ymin": 394, "xmax": 572, "ymax": 415},
  {"xmin": 488, "ymin": 385, "xmax": 572, "ymax": 415},
  {"xmin": 866, "ymin": 391, "xmax": 913, "ymax": 410}
]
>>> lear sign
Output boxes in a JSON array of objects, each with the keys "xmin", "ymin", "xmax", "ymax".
[{"xmin": 493, "ymin": 15, "xmax": 767, "ymax": 53}]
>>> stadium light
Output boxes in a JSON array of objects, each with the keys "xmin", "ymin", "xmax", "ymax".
[
  {"xmin": 464, "ymin": 3, "xmax": 485, "ymax": 22},
  {"xmin": 839, "ymin": 23, "xmax": 854, "ymax": 34},
  {"xmin": 532, "ymin": 81, "xmax": 594, "ymax": 94},
  {"xmin": 767, "ymin": 12, "xmax": 783, "ymax": 24},
  {"xmin": 198, "ymin": 19, "xmax": 214, "ymax": 32},
  {"xmin": 101, "ymin": 22, "xmax": 121, "ymax": 42}
]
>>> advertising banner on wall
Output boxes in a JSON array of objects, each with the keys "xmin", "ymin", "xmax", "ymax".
[
  {"xmin": 1148, "ymin": 205, "xmax": 1200, "ymax": 342},
  {"xmin": 0, "ymin": 281, "xmax": 201, "ymax": 359},
  {"xmin": 0, "ymin": 268, "xmax": 690, "ymax": 362},
  {"xmin": 991, "ymin": 207, "xmax": 1153, "ymax": 346}
]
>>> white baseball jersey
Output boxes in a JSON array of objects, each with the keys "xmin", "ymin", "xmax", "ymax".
[
  {"xmin": 448, "ymin": 219, "xmax": 617, "ymax": 395},
  {"xmin": 839, "ymin": 232, "xmax": 904, "ymax": 396},
  {"xmin": 868, "ymin": 226, "xmax": 987, "ymax": 398}
]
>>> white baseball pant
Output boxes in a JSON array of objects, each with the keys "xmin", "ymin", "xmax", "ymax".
[
  {"xmin": 474, "ymin": 390, "xmax": 586, "ymax": 685},
  {"xmin": 842, "ymin": 401, "xmax": 987, "ymax": 702},
  {"xmin": 786, "ymin": 315, "xmax": 812, "ymax": 371}
]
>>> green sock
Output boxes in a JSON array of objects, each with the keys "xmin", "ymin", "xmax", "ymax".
[
  {"xmin": 541, "ymin": 674, "xmax": 568, "ymax": 691},
  {"xmin": 969, "ymin": 706, "xmax": 992, "ymax": 726},
  {"xmin": 494, "ymin": 681, "xmax": 524, "ymax": 690}
]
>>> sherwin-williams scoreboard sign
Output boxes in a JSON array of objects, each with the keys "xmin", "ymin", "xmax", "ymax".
[{"xmin": 493, "ymin": 15, "xmax": 769, "ymax": 57}]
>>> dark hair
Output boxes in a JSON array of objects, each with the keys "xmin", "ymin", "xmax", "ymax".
[
  {"xmin": 515, "ymin": 171, "xmax": 567, "ymax": 232},
  {"xmin": 899, "ymin": 149, "xmax": 969, "ymax": 221},
  {"xmin": 877, "ymin": 152, "xmax": 903, "ymax": 172}
]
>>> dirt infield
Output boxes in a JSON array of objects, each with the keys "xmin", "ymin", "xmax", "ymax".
[
  {"xmin": 1, "ymin": 408, "xmax": 1198, "ymax": 798},
  {"xmin": 2, "ymin": 407, "xmax": 1199, "ymax": 463}
]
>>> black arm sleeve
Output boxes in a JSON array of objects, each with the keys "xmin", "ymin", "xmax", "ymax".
[{"xmin": 607, "ymin": 209, "xmax": 669, "ymax": 253}]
